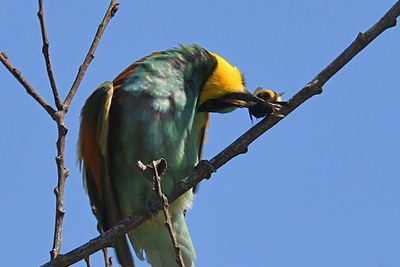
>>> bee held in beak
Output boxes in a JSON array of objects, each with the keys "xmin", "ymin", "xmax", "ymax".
[{"xmin": 248, "ymin": 87, "xmax": 287, "ymax": 121}]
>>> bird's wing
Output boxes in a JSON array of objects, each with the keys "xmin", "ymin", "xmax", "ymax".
[
  {"xmin": 108, "ymin": 47, "xmax": 205, "ymax": 266},
  {"xmin": 77, "ymin": 82, "xmax": 134, "ymax": 267},
  {"xmin": 113, "ymin": 52, "xmax": 161, "ymax": 90}
]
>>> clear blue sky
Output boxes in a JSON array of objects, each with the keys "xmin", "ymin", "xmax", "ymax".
[{"xmin": 1, "ymin": 1, "xmax": 399, "ymax": 266}]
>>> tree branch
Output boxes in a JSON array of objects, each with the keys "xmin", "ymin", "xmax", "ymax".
[
  {"xmin": 1, "ymin": 0, "xmax": 119, "ymax": 264},
  {"xmin": 0, "ymin": 52, "xmax": 57, "ymax": 120},
  {"xmin": 37, "ymin": 0, "xmax": 63, "ymax": 110},
  {"xmin": 49, "ymin": 0, "xmax": 119, "ymax": 260},
  {"xmin": 50, "ymin": 120, "xmax": 68, "ymax": 260},
  {"xmin": 40, "ymin": 1, "xmax": 400, "ymax": 266},
  {"xmin": 1, "ymin": 0, "xmax": 119, "ymax": 261},
  {"xmin": 63, "ymin": 0, "xmax": 119, "ymax": 110}
]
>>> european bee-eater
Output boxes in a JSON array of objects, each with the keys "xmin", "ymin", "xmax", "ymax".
[{"xmin": 78, "ymin": 45, "xmax": 279, "ymax": 267}]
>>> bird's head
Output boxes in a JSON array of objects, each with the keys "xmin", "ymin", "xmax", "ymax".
[{"xmin": 197, "ymin": 52, "xmax": 260, "ymax": 113}]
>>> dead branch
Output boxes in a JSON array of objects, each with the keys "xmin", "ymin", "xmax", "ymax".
[
  {"xmin": 0, "ymin": 0, "xmax": 119, "ymax": 262},
  {"xmin": 137, "ymin": 159, "xmax": 186, "ymax": 267},
  {"xmin": 50, "ymin": 0, "xmax": 119, "ymax": 260}
]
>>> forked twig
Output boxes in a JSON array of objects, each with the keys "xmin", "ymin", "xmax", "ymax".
[
  {"xmin": 50, "ymin": 0, "xmax": 119, "ymax": 260},
  {"xmin": 137, "ymin": 159, "xmax": 186, "ymax": 267},
  {"xmin": 1, "ymin": 0, "xmax": 119, "ymax": 263}
]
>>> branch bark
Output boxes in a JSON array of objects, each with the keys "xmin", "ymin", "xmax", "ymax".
[{"xmin": 40, "ymin": 1, "xmax": 400, "ymax": 266}]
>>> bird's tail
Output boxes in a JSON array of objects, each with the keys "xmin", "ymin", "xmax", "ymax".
[{"xmin": 128, "ymin": 212, "xmax": 196, "ymax": 267}]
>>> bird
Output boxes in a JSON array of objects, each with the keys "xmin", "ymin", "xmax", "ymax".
[{"xmin": 77, "ymin": 44, "xmax": 280, "ymax": 267}]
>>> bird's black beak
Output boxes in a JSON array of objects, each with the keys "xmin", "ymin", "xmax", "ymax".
[
  {"xmin": 197, "ymin": 90, "xmax": 261, "ymax": 113},
  {"xmin": 198, "ymin": 90, "xmax": 286, "ymax": 119}
]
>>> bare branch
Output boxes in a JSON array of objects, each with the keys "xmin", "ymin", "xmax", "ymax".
[
  {"xmin": 49, "ymin": 0, "xmax": 119, "ymax": 260},
  {"xmin": 40, "ymin": 1, "xmax": 400, "ymax": 266},
  {"xmin": 1, "ymin": 0, "xmax": 119, "ymax": 263},
  {"xmin": 152, "ymin": 160, "xmax": 186, "ymax": 267},
  {"xmin": 50, "ymin": 121, "xmax": 69, "ymax": 260},
  {"xmin": 0, "ymin": 52, "xmax": 57, "ymax": 120},
  {"xmin": 37, "ymin": 0, "xmax": 63, "ymax": 110},
  {"xmin": 63, "ymin": 0, "xmax": 119, "ymax": 110},
  {"xmin": 137, "ymin": 159, "xmax": 186, "ymax": 267}
]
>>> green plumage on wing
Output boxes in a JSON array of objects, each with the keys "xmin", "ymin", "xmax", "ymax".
[{"xmin": 78, "ymin": 44, "xmax": 262, "ymax": 267}]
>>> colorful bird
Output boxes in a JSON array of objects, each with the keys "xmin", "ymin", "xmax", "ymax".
[{"xmin": 77, "ymin": 45, "xmax": 279, "ymax": 267}]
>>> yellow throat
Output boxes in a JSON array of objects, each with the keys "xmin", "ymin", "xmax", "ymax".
[{"xmin": 199, "ymin": 52, "xmax": 245, "ymax": 106}]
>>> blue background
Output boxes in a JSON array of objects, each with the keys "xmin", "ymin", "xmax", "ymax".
[{"xmin": 1, "ymin": 1, "xmax": 399, "ymax": 266}]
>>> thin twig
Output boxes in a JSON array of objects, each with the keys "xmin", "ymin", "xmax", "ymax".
[
  {"xmin": 0, "ymin": 52, "xmax": 57, "ymax": 120},
  {"xmin": 48, "ymin": 0, "xmax": 119, "ymax": 260},
  {"xmin": 37, "ymin": 0, "xmax": 63, "ymax": 110},
  {"xmin": 137, "ymin": 159, "xmax": 186, "ymax": 267},
  {"xmin": 40, "ymin": 1, "xmax": 400, "ymax": 266},
  {"xmin": 152, "ymin": 160, "xmax": 186, "ymax": 267},
  {"xmin": 63, "ymin": 0, "xmax": 119, "ymax": 110}
]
